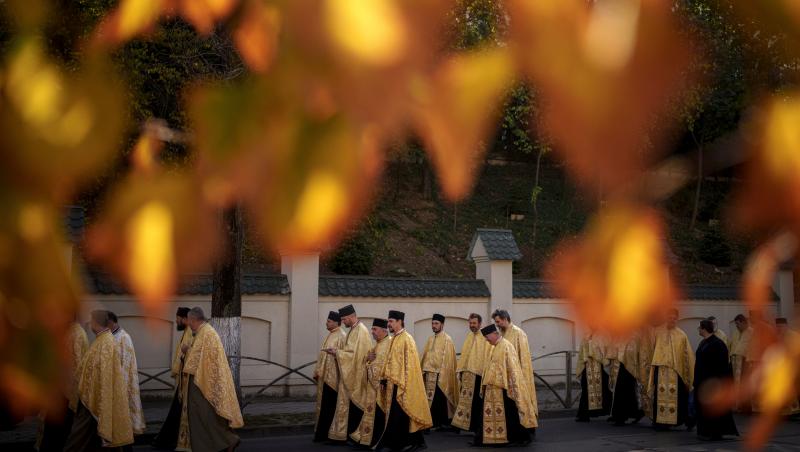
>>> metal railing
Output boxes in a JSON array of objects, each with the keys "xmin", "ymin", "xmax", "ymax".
[
  {"xmin": 532, "ymin": 350, "xmax": 579, "ymax": 409},
  {"xmin": 137, "ymin": 356, "xmax": 318, "ymax": 411},
  {"xmin": 138, "ymin": 351, "xmax": 581, "ymax": 411}
]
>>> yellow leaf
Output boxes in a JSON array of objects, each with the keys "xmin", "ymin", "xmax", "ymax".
[
  {"xmin": 117, "ymin": 0, "xmax": 164, "ymax": 42},
  {"xmin": 287, "ymin": 171, "xmax": 348, "ymax": 247},
  {"xmin": 324, "ymin": 0, "xmax": 407, "ymax": 65},
  {"xmin": 126, "ymin": 201, "xmax": 175, "ymax": 307}
]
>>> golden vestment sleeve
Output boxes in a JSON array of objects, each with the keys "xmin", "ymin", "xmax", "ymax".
[
  {"xmin": 171, "ymin": 329, "xmax": 194, "ymax": 378},
  {"xmin": 421, "ymin": 332, "xmax": 459, "ymax": 413},
  {"xmin": 481, "ymin": 339, "xmax": 538, "ymax": 428},
  {"xmin": 68, "ymin": 323, "xmax": 89, "ymax": 412},
  {"xmin": 380, "ymin": 330, "xmax": 433, "ymax": 432},
  {"xmin": 76, "ymin": 330, "xmax": 134, "ymax": 447},
  {"xmin": 650, "ymin": 326, "xmax": 695, "ymax": 390},
  {"xmin": 335, "ymin": 322, "xmax": 372, "ymax": 411},
  {"xmin": 183, "ymin": 323, "xmax": 244, "ymax": 429},
  {"xmin": 315, "ymin": 328, "xmax": 345, "ymax": 389},
  {"xmin": 457, "ymin": 331, "xmax": 490, "ymax": 376},
  {"xmin": 618, "ymin": 336, "xmax": 640, "ymax": 382}
]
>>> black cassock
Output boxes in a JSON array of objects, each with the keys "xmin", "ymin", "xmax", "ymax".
[
  {"xmin": 429, "ymin": 384, "xmax": 450, "ymax": 428},
  {"xmin": 610, "ymin": 364, "xmax": 643, "ymax": 425},
  {"xmin": 375, "ymin": 385, "xmax": 425, "ymax": 451},
  {"xmin": 312, "ymin": 384, "xmax": 338, "ymax": 442},
  {"xmin": 694, "ymin": 335, "xmax": 738, "ymax": 439}
]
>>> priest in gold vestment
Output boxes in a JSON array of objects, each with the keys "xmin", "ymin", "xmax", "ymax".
[
  {"xmin": 729, "ymin": 314, "xmax": 753, "ymax": 412},
  {"xmin": 107, "ymin": 312, "xmax": 146, "ymax": 438},
  {"xmin": 326, "ymin": 304, "xmax": 372, "ymax": 439},
  {"xmin": 37, "ymin": 320, "xmax": 89, "ymax": 451},
  {"xmin": 648, "ymin": 309, "xmax": 695, "ymax": 430},
  {"xmin": 420, "ymin": 313, "xmax": 458, "ymax": 429},
  {"xmin": 610, "ymin": 335, "xmax": 645, "ymax": 425},
  {"xmin": 452, "ymin": 313, "xmax": 490, "ymax": 434},
  {"xmin": 312, "ymin": 311, "xmax": 346, "ymax": 442},
  {"xmin": 350, "ymin": 318, "xmax": 392, "ymax": 448},
  {"xmin": 153, "ymin": 307, "xmax": 194, "ymax": 450},
  {"xmin": 638, "ymin": 323, "xmax": 657, "ymax": 419},
  {"xmin": 375, "ymin": 310, "xmax": 431, "ymax": 452},
  {"xmin": 177, "ymin": 307, "xmax": 242, "ymax": 452},
  {"xmin": 65, "ymin": 310, "xmax": 133, "ymax": 452},
  {"xmin": 473, "ymin": 324, "xmax": 537, "ymax": 446},
  {"xmin": 492, "ymin": 309, "xmax": 539, "ymax": 430},
  {"xmin": 575, "ymin": 332, "xmax": 612, "ymax": 422}
]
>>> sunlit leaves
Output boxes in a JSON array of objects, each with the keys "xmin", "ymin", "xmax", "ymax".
[
  {"xmin": 324, "ymin": 0, "xmax": 408, "ymax": 66},
  {"xmin": 0, "ymin": 37, "xmax": 125, "ymax": 196},
  {"xmin": 413, "ymin": 48, "xmax": 514, "ymax": 201},
  {"xmin": 549, "ymin": 205, "xmax": 676, "ymax": 339},
  {"xmin": 87, "ymin": 169, "xmax": 219, "ymax": 313},
  {"xmin": 734, "ymin": 96, "xmax": 800, "ymax": 237},
  {"xmin": 507, "ymin": 0, "xmax": 692, "ymax": 193}
]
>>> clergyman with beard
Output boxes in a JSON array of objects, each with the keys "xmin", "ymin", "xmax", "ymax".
[
  {"xmin": 153, "ymin": 307, "xmax": 193, "ymax": 450},
  {"xmin": 452, "ymin": 313, "xmax": 490, "ymax": 435}
]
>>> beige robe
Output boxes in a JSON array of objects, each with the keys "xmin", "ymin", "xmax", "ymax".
[
  {"xmin": 350, "ymin": 334, "xmax": 392, "ymax": 445},
  {"xmin": 480, "ymin": 337, "xmax": 538, "ymax": 444},
  {"xmin": 314, "ymin": 327, "xmax": 346, "ymax": 440},
  {"xmin": 112, "ymin": 328, "xmax": 145, "ymax": 434},
  {"xmin": 451, "ymin": 330, "xmax": 490, "ymax": 430},
  {"xmin": 420, "ymin": 331, "xmax": 459, "ymax": 417},
  {"xmin": 501, "ymin": 323, "xmax": 539, "ymax": 417}
]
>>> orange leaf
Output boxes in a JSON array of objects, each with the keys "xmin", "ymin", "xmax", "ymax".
[
  {"xmin": 413, "ymin": 48, "xmax": 514, "ymax": 201},
  {"xmin": 233, "ymin": 0, "xmax": 281, "ymax": 73}
]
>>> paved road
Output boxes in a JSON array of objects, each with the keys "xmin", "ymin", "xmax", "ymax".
[{"xmin": 134, "ymin": 415, "xmax": 800, "ymax": 451}]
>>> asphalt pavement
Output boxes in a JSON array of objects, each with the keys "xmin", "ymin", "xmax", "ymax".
[{"xmin": 132, "ymin": 415, "xmax": 800, "ymax": 452}]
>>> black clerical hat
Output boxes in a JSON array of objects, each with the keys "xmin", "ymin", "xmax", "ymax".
[
  {"xmin": 776, "ymin": 317, "xmax": 789, "ymax": 325},
  {"xmin": 176, "ymin": 307, "xmax": 190, "ymax": 317},
  {"xmin": 328, "ymin": 311, "xmax": 341, "ymax": 322},
  {"xmin": 388, "ymin": 310, "xmax": 405, "ymax": 321},
  {"xmin": 372, "ymin": 318, "xmax": 388, "ymax": 328},
  {"xmin": 481, "ymin": 324, "xmax": 498, "ymax": 337},
  {"xmin": 338, "ymin": 304, "xmax": 356, "ymax": 316},
  {"xmin": 432, "ymin": 313, "xmax": 445, "ymax": 323}
]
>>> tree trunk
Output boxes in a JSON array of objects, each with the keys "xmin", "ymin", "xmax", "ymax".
[
  {"xmin": 422, "ymin": 162, "xmax": 434, "ymax": 200},
  {"xmin": 690, "ymin": 135, "xmax": 703, "ymax": 230},
  {"xmin": 530, "ymin": 148, "xmax": 544, "ymax": 272},
  {"xmin": 211, "ymin": 204, "xmax": 243, "ymax": 401}
]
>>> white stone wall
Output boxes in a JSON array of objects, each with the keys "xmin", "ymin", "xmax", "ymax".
[{"xmin": 82, "ymin": 292, "xmax": 774, "ymax": 395}]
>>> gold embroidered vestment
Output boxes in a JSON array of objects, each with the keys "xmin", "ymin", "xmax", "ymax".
[
  {"xmin": 648, "ymin": 326, "xmax": 695, "ymax": 425},
  {"xmin": 451, "ymin": 331, "xmax": 490, "ymax": 430},
  {"xmin": 350, "ymin": 334, "xmax": 392, "ymax": 446},
  {"xmin": 421, "ymin": 331, "xmax": 459, "ymax": 417},
  {"xmin": 379, "ymin": 330, "xmax": 432, "ymax": 433}
]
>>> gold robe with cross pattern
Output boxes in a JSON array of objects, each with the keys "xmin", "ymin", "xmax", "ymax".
[
  {"xmin": 334, "ymin": 320, "xmax": 372, "ymax": 416},
  {"xmin": 647, "ymin": 326, "xmax": 695, "ymax": 425},
  {"xmin": 480, "ymin": 337, "xmax": 538, "ymax": 444},
  {"xmin": 576, "ymin": 334, "xmax": 608, "ymax": 410},
  {"xmin": 451, "ymin": 330, "xmax": 490, "ymax": 430}
]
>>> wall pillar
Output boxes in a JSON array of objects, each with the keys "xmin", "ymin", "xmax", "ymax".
[
  {"xmin": 281, "ymin": 252, "xmax": 319, "ymax": 391},
  {"xmin": 475, "ymin": 258, "xmax": 513, "ymax": 318}
]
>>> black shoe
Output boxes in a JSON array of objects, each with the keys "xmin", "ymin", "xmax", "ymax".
[
  {"xmin": 402, "ymin": 445, "xmax": 428, "ymax": 452},
  {"xmin": 613, "ymin": 420, "xmax": 626, "ymax": 426},
  {"xmin": 575, "ymin": 417, "xmax": 590, "ymax": 422},
  {"xmin": 606, "ymin": 416, "xmax": 614, "ymax": 423},
  {"xmin": 632, "ymin": 411, "xmax": 644, "ymax": 424}
]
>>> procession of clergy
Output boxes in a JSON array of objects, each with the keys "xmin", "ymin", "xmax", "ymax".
[
  {"xmin": 315, "ymin": 305, "xmax": 799, "ymax": 451},
  {"xmin": 36, "ymin": 302, "xmax": 799, "ymax": 452},
  {"xmin": 36, "ymin": 306, "xmax": 241, "ymax": 452}
]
